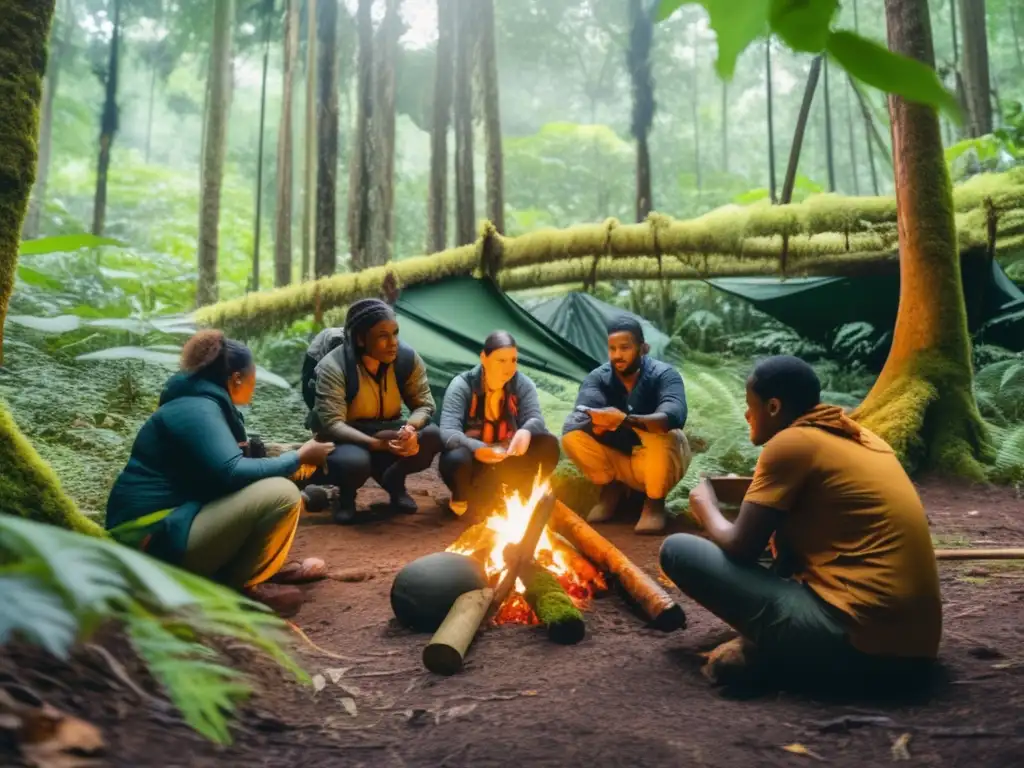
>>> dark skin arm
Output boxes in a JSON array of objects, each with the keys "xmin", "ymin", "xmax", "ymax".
[
  {"xmin": 688, "ymin": 478, "xmax": 780, "ymax": 564},
  {"xmin": 623, "ymin": 412, "xmax": 671, "ymax": 434}
]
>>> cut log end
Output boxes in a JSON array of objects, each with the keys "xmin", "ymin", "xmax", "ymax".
[
  {"xmin": 647, "ymin": 603, "xmax": 687, "ymax": 633},
  {"xmin": 422, "ymin": 587, "xmax": 493, "ymax": 676},
  {"xmin": 422, "ymin": 643, "xmax": 465, "ymax": 676}
]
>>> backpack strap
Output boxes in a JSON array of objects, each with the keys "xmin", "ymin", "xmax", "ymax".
[{"xmin": 394, "ymin": 342, "xmax": 416, "ymax": 392}]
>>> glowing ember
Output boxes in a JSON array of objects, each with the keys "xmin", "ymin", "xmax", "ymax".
[{"xmin": 446, "ymin": 478, "xmax": 606, "ymax": 625}]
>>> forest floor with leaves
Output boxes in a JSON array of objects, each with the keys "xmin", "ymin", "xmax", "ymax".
[{"xmin": 3, "ymin": 471, "xmax": 1024, "ymax": 768}]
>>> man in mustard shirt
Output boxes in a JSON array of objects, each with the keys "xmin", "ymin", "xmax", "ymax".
[
  {"xmin": 660, "ymin": 355, "xmax": 942, "ymax": 687},
  {"xmin": 309, "ymin": 299, "xmax": 442, "ymax": 523}
]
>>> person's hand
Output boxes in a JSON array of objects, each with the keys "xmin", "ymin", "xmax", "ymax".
[
  {"xmin": 474, "ymin": 444, "xmax": 507, "ymax": 464},
  {"xmin": 388, "ymin": 430, "xmax": 420, "ymax": 457},
  {"xmin": 588, "ymin": 407, "xmax": 627, "ymax": 434},
  {"xmin": 687, "ymin": 477, "xmax": 718, "ymax": 527},
  {"xmin": 506, "ymin": 429, "xmax": 532, "ymax": 457},
  {"xmin": 297, "ymin": 439, "xmax": 335, "ymax": 467},
  {"xmin": 396, "ymin": 424, "xmax": 417, "ymax": 441}
]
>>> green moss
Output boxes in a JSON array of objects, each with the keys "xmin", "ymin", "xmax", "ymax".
[
  {"xmin": 523, "ymin": 567, "xmax": 584, "ymax": 644},
  {"xmin": 0, "ymin": 401, "xmax": 105, "ymax": 537}
]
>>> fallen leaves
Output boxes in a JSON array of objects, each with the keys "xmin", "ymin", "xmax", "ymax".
[
  {"xmin": 891, "ymin": 732, "xmax": 912, "ymax": 761},
  {"xmin": 781, "ymin": 743, "xmax": 824, "ymax": 760},
  {"xmin": 0, "ymin": 689, "xmax": 104, "ymax": 768}
]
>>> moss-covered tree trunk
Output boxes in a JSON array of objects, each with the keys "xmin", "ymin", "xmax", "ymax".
[
  {"xmin": 301, "ymin": 0, "xmax": 317, "ymax": 281},
  {"xmin": 958, "ymin": 0, "xmax": 991, "ymax": 138},
  {"xmin": 368, "ymin": 0, "xmax": 400, "ymax": 266},
  {"xmin": 91, "ymin": 0, "xmax": 121, "ymax": 237},
  {"xmin": 314, "ymin": 0, "xmax": 338, "ymax": 279},
  {"xmin": 479, "ymin": 0, "xmax": 504, "ymax": 235},
  {"xmin": 274, "ymin": 0, "xmax": 298, "ymax": 287},
  {"xmin": 0, "ymin": 0, "xmax": 104, "ymax": 536},
  {"xmin": 426, "ymin": 0, "xmax": 454, "ymax": 254},
  {"xmin": 851, "ymin": 0, "xmax": 990, "ymax": 479},
  {"xmin": 196, "ymin": 0, "xmax": 233, "ymax": 307}
]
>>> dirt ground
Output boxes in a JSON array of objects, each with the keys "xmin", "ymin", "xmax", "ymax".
[{"xmin": 3, "ymin": 474, "xmax": 1024, "ymax": 768}]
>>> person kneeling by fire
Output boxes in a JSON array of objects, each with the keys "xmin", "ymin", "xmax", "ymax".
[
  {"xmin": 437, "ymin": 330, "xmax": 561, "ymax": 517},
  {"xmin": 660, "ymin": 356, "xmax": 941, "ymax": 690},
  {"xmin": 106, "ymin": 331, "xmax": 337, "ymax": 618},
  {"xmin": 561, "ymin": 316, "xmax": 691, "ymax": 535},
  {"xmin": 306, "ymin": 298, "xmax": 442, "ymax": 523}
]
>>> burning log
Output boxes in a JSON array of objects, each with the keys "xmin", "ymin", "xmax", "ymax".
[
  {"xmin": 489, "ymin": 491, "xmax": 556, "ymax": 612},
  {"xmin": 522, "ymin": 561, "xmax": 585, "ymax": 645},
  {"xmin": 422, "ymin": 587, "xmax": 494, "ymax": 675},
  {"xmin": 550, "ymin": 500, "xmax": 686, "ymax": 632}
]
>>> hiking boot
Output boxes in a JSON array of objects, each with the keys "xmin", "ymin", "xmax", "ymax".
[
  {"xmin": 701, "ymin": 637, "xmax": 757, "ymax": 686},
  {"xmin": 586, "ymin": 483, "xmax": 625, "ymax": 524},
  {"xmin": 301, "ymin": 484, "xmax": 338, "ymax": 513},
  {"xmin": 244, "ymin": 583, "xmax": 304, "ymax": 619},
  {"xmin": 635, "ymin": 497, "xmax": 667, "ymax": 535},
  {"xmin": 390, "ymin": 491, "xmax": 419, "ymax": 515},
  {"xmin": 332, "ymin": 493, "xmax": 358, "ymax": 525}
]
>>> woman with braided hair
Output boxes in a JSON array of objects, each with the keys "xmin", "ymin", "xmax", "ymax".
[
  {"xmin": 106, "ymin": 330, "xmax": 336, "ymax": 617},
  {"xmin": 308, "ymin": 298, "xmax": 442, "ymax": 522}
]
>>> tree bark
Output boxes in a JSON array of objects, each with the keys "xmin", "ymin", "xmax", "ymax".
[
  {"xmin": 347, "ymin": 0, "xmax": 373, "ymax": 268},
  {"xmin": 1010, "ymin": 4, "xmax": 1023, "ymax": 70},
  {"xmin": 852, "ymin": 0, "xmax": 989, "ymax": 478},
  {"xmin": 453, "ymin": 0, "xmax": 476, "ymax": 245},
  {"xmin": 426, "ymin": 0, "xmax": 454, "ymax": 253},
  {"xmin": 853, "ymin": 0, "xmax": 878, "ymax": 194},
  {"xmin": 314, "ymin": 0, "xmax": 339, "ymax": 278},
  {"xmin": 274, "ymin": 0, "xmax": 299, "ymax": 287},
  {"xmin": 367, "ymin": 0, "xmax": 401, "ymax": 265},
  {"xmin": 781, "ymin": 56, "xmax": 822, "ymax": 205},
  {"xmin": 92, "ymin": 0, "xmax": 121, "ymax": 237},
  {"xmin": 822, "ymin": 56, "xmax": 836, "ymax": 192},
  {"xmin": 23, "ymin": 0, "xmax": 68, "ymax": 240},
  {"xmin": 479, "ymin": 0, "xmax": 504, "ymax": 233},
  {"xmin": 0, "ymin": 0, "xmax": 105, "ymax": 536},
  {"xmin": 196, "ymin": 0, "xmax": 234, "ymax": 307},
  {"xmin": 765, "ymin": 41, "xmax": 777, "ymax": 203},
  {"xmin": 628, "ymin": 0, "xmax": 654, "ymax": 222},
  {"xmin": 843, "ymin": 74, "xmax": 860, "ymax": 195},
  {"xmin": 252, "ymin": 0, "xmax": 274, "ymax": 291},
  {"xmin": 301, "ymin": 0, "xmax": 317, "ymax": 281},
  {"xmin": 957, "ymin": 0, "xmax": 992, "ymax": 137}
]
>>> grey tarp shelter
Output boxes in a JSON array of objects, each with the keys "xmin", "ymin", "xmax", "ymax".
[
  {"xmin": 706, "ymin": 258, "xmax": 1024, "ymax": 351},
  {"xmin": 394, "ymin": 276, "xmax": 599, "ymax": 405},
  {"xmin": 527, "ymin": 292, "xmax": 672, "ymax": 362}
]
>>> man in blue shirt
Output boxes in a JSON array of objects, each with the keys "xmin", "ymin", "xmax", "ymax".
[{"xmin": 562, "ymin": 317, "xmax": 691, "ymax": 534}]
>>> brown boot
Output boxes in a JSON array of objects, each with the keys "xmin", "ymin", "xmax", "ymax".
[
  {"xmin": 586, "ymin": 483, "xmax": 625, "ymax": 524},
  {"xmin": 701, "ymin": 637, "xmax": 757, "ymax": 686},
  {"xmin": 243, "ymin": 583, "xmax": 305, "ymax": 619},
  {"xmin": 634, "ymin": 497, "xmax": 667, "ymax": 535}
]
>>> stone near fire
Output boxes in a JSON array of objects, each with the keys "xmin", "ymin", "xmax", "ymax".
[{"xmin": 390, "ymin": 552, "xmax": 488, "ymax": 632}]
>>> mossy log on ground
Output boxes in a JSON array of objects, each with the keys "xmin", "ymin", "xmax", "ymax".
[
  {"xmin": 522, "ymin": 562, "xmax": 585, "ymax": 645},
  {"xmin": 195, "ymin": 171, "xmax": 1024, "ymax": 335},
  {"xmin": 0, "ymin": 402, "xmax": 105, "ymax": 536}
]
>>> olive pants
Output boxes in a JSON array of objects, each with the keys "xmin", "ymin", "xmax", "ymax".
[
  {"xmin": 183, "ymin": 477, "xmax": 303, "ymax": 589},
  {"xmin": 561, "ymin": 429, "xmax": 692, "ymax": 500}
]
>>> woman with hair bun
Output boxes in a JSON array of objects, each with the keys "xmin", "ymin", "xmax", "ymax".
[{"xmin": 106, "ymin": 330, "xmax": 336, "ymax": 617}]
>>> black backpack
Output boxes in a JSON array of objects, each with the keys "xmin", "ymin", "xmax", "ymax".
[{"xmin": 301, "ymin": 327, "xmax": 417, "ymax": 410}]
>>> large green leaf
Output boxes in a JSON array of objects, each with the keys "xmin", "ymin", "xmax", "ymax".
[
  {"xmin": 826, "ymin": 30, "xmax": 961, "ymax": 120},
  {"xmin": 657, "ymin": 0, "xmax": 771, "ymax": 78},
  {"xmin": 16, "ymin": 265, "xmax": 65, "ymax": 291},
  {"xmin": 4, "ymin": 314, "xmax": 82, "ymax": 333},
  {"xmin": 255, "ymin": 366, "xmax": 292, "ymax": 390},
  {"xmin": 76, "ymin": 346, "xmax": 181, "ymax": 365},
  {"xmin": 770, "ymin": 0, "xmax": 837, "ymax": 53},
  {"xmin": 19, "ymin": 234, "xmax": 128, "ymax": 256},
  {"xmin": 656, "ymin": 0, "xmax": 686, "ymax": 21},
  {"xmin": 0, "ymin": 574, "xmax": 79, "ymax": 659}
]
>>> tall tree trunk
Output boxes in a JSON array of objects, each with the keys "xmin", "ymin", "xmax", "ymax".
[
  {"xmin": 822, "ymin": 56, "xmax": 836, "ymax": 192},
  {"xmin": 0, "ymin": 0, "xmax": 105, "ymax": 535},
  {"xmin": 301, "ymin": 0, "xmax": 317, "ymax": 281},
  {"xmin": 843, "ymin": 75, "xmax": 860, "ymax": 195},
  {"xmin": 766, "ymin": 41, "xmax": 777, "ymax": 203},
  {"xmin": 628, "ymin": 0, "xmax": 655, "ymax": 222},
  {"xmin": 691, "ymin": 28, "xmax": 701, "ymax": 200},
  {"xmin": 368, "ymin": 0, "xmax": 400, "ymax": 264},
  {"xmin": 853, "ymin": 0, "xmax": 879, "ymax": 194},
  {"xmin": 91, "ymin": 0, "xmax": 121, "ymax": 237},
  {"xmin": 1010, "ymin": 4, "xmax": 1023, "ymax": 70},
  {"xmin": 315, "ymin": 0, "xmax": 339, "ymax": 278},
  {"xmin": 251, "ymin": 0, "xmax": 274, "ymax": 291},
  {"xmin": 852, "ymin": 0, "xmax": 989, "ymax": 478},
  {"xmin": 958, "ymin": 0, "xmax": 992, "ymax": 137},
  {"xmin": 23, "ymin": 0, "xmax": 69, "ymax": 240},
  {"xmin": 781, "ymin": 56, "xmax": 822, "ymax": 205},
  {"xmin": 479, "ymin": 0, "xmax": 504, "ymax": 233},
  {"xmin": 949, "ymin": 0, "xmax": 968, "ymax": 139},
  {"xmin": 196, "ymin": 0, "xmax": 233, "ymax": 307},
  {"xmin": 274, "ymin": 0, "xmax": 298, "ymax": 286},
  {"xmin": 347, "ymin": 0, "xmax": 373, "ymax": 267},
  {"xmin": 453, "ymin": 0, "xmax": 476, "ymax": 244},
  {"xmin": 720, "ymin": 81, "xmax": 727, "ymax": 174},
  {"xmin": 427, "ymin": 0, "xmax": 454, "ymax": 253}
]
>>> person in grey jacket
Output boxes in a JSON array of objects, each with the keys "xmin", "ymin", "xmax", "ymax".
[{"xmin": 438, "ymin": 331, "xmax": 561, "ymax": 516}]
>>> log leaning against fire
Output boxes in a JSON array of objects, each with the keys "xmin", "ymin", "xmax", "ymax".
[
  {"xmin": 423, "ymin": 490, "xmax": 558, "ymax": 675},
  {"xmin": 549, "ymin": 500, "xmax": 686, "ymax": 632},
  {"xmin": 521, "ymin": 560, "xmax": 586, "ymax": 645}
]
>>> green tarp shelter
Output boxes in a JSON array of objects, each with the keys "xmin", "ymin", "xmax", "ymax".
[
  {"xmin": 527, "ymin": 292, "xmax": 672, "ymax": 362},
  {"xmin": 707, "ymin": 259, "xmax": 1024, "ymax": 351},
  {"xmin": 394, "ymin": 276, "xmax": 598, "ymax": 403}
]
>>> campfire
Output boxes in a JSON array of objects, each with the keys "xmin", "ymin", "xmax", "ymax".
[{"xmin": 445, "ymin": 479, "xmax": 607, "ymax": 626}]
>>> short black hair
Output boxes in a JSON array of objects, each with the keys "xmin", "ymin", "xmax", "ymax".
[
  {"xmin": 607, "ymin": 315, "xmax": 645, "ymax": 345},
  {"xmin": 483, "ymin": 330, "xmax": 516, "ymax": 355},
  {"xmin": 748, "ymin": 355, "xmax": 821, "ymax": 416},
  {"xmin": 344, "ymin": 298, "xmax": 396, "ymax": 345}
]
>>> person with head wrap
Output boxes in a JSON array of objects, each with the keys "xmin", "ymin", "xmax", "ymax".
[
  {"xmin": 561, "ymin": 315, "xmax": 691, "ymax": 534},
  {"xmin": 659, "ymin": 356, "xmax": 940, "ymax": 690},
  {"xmin": 307, "ymin": 298, "xmax": 441, "ymax": 522},
  {"xmin": 106, "ymin": 330, "xmax": 337, "ymax": 618}
]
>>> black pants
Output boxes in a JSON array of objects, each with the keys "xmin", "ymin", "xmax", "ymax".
[
  {"xmin": 438, "ymin": 432, "xmax": 561, "ymax": 507},
  {"xmin": 317, "ymin": 423, "xmax": 442, "ymax": 503}
]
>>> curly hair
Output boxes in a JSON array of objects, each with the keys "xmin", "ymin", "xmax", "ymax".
[{"xmin": 180, "ymin": 329, "xmax": 253, "ymax": 387}]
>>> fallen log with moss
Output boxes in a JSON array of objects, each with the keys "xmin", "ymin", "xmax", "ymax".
[{"xmin": 522, "ymin": 561, "xmax": 585, "ymax": 645}]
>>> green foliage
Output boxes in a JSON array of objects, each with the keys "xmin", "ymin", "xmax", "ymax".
[{"xmin": 0, "ymin": 513, "xmax": 307, "ymax": 744}]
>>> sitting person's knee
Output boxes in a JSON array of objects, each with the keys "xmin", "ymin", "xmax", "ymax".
[
  {"xmin": 252, "ymin": 477, "xmax": 303, "ymax": 519},
  {"xmin": 327, "ymin": 444, "xmax": 372, "ymax": 479},
  {"xmin": 416, "ymin": 423, "xmax": 443, "ymax": 454},
  {"xmin": 531, "ymin": 432, "xmax": 561, "ymax": 469},
  {"xmin": 439, "ymin": 445, "xmax": 473, "ymax": 472},
  {"xmin": 659, "ymin": 533, "xmax": 710, "ymax": 584}
]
